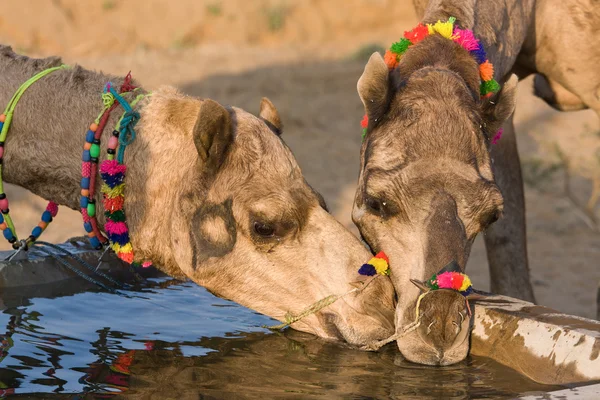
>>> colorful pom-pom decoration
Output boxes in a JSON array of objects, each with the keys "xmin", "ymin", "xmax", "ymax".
[
  {"xmin": 360, "ymin": 114, "xmax": 369, "ymax": 140},
  {"xmin": 360, "ymin": 16, "xmax": 504, "ymax": 144},
  {"xmin": 358, "ymin": 251, "xmax": 390, "ymax": 276},
  {"xmin": 101, "ymin": 156, "xmax": 134, "ymax": 264},
  {"xmin": 425, "ymin": 262, "xmax": 473, "ymax": 296}
]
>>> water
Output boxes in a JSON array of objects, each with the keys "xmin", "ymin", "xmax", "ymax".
[{"xmin": 0, "ymin": 276, "xmax": 561, "ymax": 399}]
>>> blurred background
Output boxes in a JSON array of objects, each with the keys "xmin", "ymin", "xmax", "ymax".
[{"xmin": 0, "ymin": 0, "xmax": 598, "ymax": 318}]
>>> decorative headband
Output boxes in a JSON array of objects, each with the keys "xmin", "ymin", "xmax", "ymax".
[{"xmin": 361, "ymin": 16, "xmax": 502, "ymax": 142}]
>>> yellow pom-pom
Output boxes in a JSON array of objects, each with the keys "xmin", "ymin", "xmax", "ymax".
[
  {"xmin": 459, "ymin": 274, "xmax": 472, "ymax": 292},
  {"xmin": 369, "ymin": 257, "xmax": 389, "ymax": 275},
  {"xmin": 431, "ymin": 19, "xmax": 455, "ymax": 39},
  {"xmin": 427, "ymin": 23, "xmax": 435, "ymax": 35},
  {"xmin": 101, "ymin": 183, "xmax": 125, "ymax": 198},
  {"xmin": 111, "ymin": 242, "xmax": 133, "ymax": 254}
]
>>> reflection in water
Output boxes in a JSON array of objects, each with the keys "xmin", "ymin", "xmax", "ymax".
[{"xmin": 0, "ymin": 278, "xmax": 560, "ymax": 399}]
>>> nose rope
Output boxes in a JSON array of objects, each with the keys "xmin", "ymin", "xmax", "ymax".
[
  {"xmin": 359, "ymin": 294, "xmax": 428, "ymax": 351},
  {"xmin": 262, "ymin": 275, "xmax": 380, "ymax": 330},
  {"xmin": 263, "ymin": 252, "xmax": 390, "ymax": 330},
  {"xmin": 359, "ymin": 318, "xmax": 423, "ymax": 351},
  {"xmin": 263, "ymin": 255, "xmax": 474, "ymax": 353}
]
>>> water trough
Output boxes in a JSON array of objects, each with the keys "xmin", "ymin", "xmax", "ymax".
[{"xmin": 0, "ymin": 238, "xmax": 598, "ymax": 396}]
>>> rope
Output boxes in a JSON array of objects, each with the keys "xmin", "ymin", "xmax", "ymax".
[
  {"xmin": 263, "ymin": 275, "xmax": 379, "ymax": 330},
  {"xmin": 94, "ymin": 91, "xmax": 116, "ymax": 124},
  {"xmin": 0, "ymin": 64, "xmax": 70, "ymax": 240},
  {"xmin": 261, "ymin": 272, "xmax": 430, "ymax": 352},
  {"xmin": 360, "ymin": 319, "xmax": 422, "ymax": 351},
  {"xmin": 108, "ymin": 86, "xmax": 140, "ymax": 164},
  {"xmin": 0, "ymin": 65, "xmax": 69, "ymax": 143}
]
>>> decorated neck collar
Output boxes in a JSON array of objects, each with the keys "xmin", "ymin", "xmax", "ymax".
[
  {"xmin": 361, "ymin": 16, "xmax": 503, "ymax": 142},
  {"xmin": 80, "ymin": 74, "xmax": 152, "ymax": 268}
]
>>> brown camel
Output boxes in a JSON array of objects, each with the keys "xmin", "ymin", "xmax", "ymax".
[
  {"xmin": 353, "ymin": 0, "xmax": 600, "ymax": 364},
  {"xmin": 0, "ymin": 46, "xmax": 397, "ymax": 346}
]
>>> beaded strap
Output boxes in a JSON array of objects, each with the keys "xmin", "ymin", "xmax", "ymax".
[
  {"xmin": 79, "ymin": 78, "xmax": 137, "ymax": 250},
  {"xmin": 80, "ymin": 74, "xmax": 152, "ymax": 267},
  {"xmin": 100, "ymin": 89, "xmax": 147, "ymax": 264},
  {"xmin": 0, "ymin": 65, "xmax": 69, "ymax": 249}
]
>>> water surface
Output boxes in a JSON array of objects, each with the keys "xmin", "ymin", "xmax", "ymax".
[{"xmin": 0, "ymin": 276, "xmax": 561, "ymax": 399}]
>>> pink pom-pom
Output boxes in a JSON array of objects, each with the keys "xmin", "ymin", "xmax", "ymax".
[
  {"xmin": 436, "ymin": 272, "xmax": 454, "ymax": 289},
  {"xmin": 46, "ymin": 202, "xmax": 59, "ymax": 217},
  {"xmin": 105, "ymin": 220, "xmax": 129, "ymax": 235},
  {"xmin": 453, "ymin": 28, "xmax": 480, "ymax": 52},
  {"xmin": 100, "ymin": 160, "xmax": 127, "ymax": 175},
  {"xmin": 492, "ymin": 128, "xmax": 503, "ymax": 145},
  {"xmin": 142, "ymin": 261, "xmax": 153, "ymax": 268}
]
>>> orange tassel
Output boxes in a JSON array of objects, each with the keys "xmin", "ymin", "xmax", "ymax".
[
  {"xmin": 479, "ymin": 60, "xmax": 494, "ymax": 81},
  {"xmin": 384, "ymin": 49, "xmax": 399, "ymax": 69}
]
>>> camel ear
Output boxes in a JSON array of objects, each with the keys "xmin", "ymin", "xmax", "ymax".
[
  {"xmin": 481, "ymin": 74, "xmax": 518, "ymax": 137},
  {"xmin": 410, "ymin": 279, "xmax": 430, "ymax": 293},
  {"xmin": 357, "ymin": 52, "xmax": 390, "ymax": 129},
  {"xmin": 259, "ymin": 97, "xmax": 282, "ymax": 136},
  {"xmin": 193, "ymin": 99, "xmax": 234, "ymax": 176}
]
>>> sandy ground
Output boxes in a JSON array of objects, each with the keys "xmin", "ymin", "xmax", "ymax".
[{"xmin": 0, "ymin": 0, "xmax": 598, "ymax": 319}]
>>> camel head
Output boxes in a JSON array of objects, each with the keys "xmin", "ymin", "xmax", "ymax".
[
  {"xmin": 352, "ymin": 39, "xmax": 517, "ymax": 364},
  {"xmin": 394, "ymin": 267, "xmax": 486, "ymax": 365},
  {"xmin": 154, "ymin": 94, "xmax": 396, "ymax": 346}
]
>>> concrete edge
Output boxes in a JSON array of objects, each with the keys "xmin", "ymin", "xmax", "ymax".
[
  {"xmin": 515, "ymin": 382, "xmax": 600, "ymax": 399},
  {"xmin": 472, "ymin": 295, "xmax": 600, "ymax": 386}
]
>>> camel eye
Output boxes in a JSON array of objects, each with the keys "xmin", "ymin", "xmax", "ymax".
[
  {"xmin": 484, "ymin": 209, "xmax": 501, "ymax": 227},
  {"xmin": 365, "ymin": 196, "xmax": 385, "ymax": 215},
  {"xmin": 254, "ymin": 221, "xmax": 275, "ymax": 237}
]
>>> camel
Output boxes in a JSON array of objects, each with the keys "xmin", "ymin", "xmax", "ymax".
[
  {"xmin": 0, "ymin": 46, "xmax": 397, "ymax": 347},
  {"xmin": 353, "ymin": 0, "xmax": 600, "ymax": 365}
]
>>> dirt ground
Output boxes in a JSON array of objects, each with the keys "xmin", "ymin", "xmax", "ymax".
[{"xmin": 0, "ymin": 0, "xmax": 598, "ymax": 319}]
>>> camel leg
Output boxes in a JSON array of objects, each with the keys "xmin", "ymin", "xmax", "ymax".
[{"xmin": 484, "ymin": 114, "xmax": 536, "ymax": 302}]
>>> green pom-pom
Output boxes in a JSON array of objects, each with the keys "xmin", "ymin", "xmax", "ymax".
[
  {"xmin": 448, "ymin": 16, "xmax": 456, "ymax": 24},
  {"xmin": 390, "ymin": 38, "xmax": 411, "ymax": 55},
  {"xmin": 480, "ymin": 79, "xmax": 501, "ymax": 95},
  {"xmin": 426, "ymin": 273, "xmax": 439, "ymax": 290},
  {"xmin": 361, "ymin": 128, "xmax": 367, "ymax": 140},
  {"xmin": 105, "ymin": 210, "xmax": 126, "ymax": 222}
]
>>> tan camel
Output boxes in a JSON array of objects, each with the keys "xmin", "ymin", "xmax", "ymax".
[
  {"xmin": 0, "ymin": 46, "xmax": 397, "ymax": 346},
  {"xmin": 353, "ymin": 0, "xmax": 600, "ymax": 364}
]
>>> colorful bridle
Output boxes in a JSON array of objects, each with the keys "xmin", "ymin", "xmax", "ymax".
[{"xmin": 361, "ymin": 16, "xmax": 503, "ymax": 142}]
